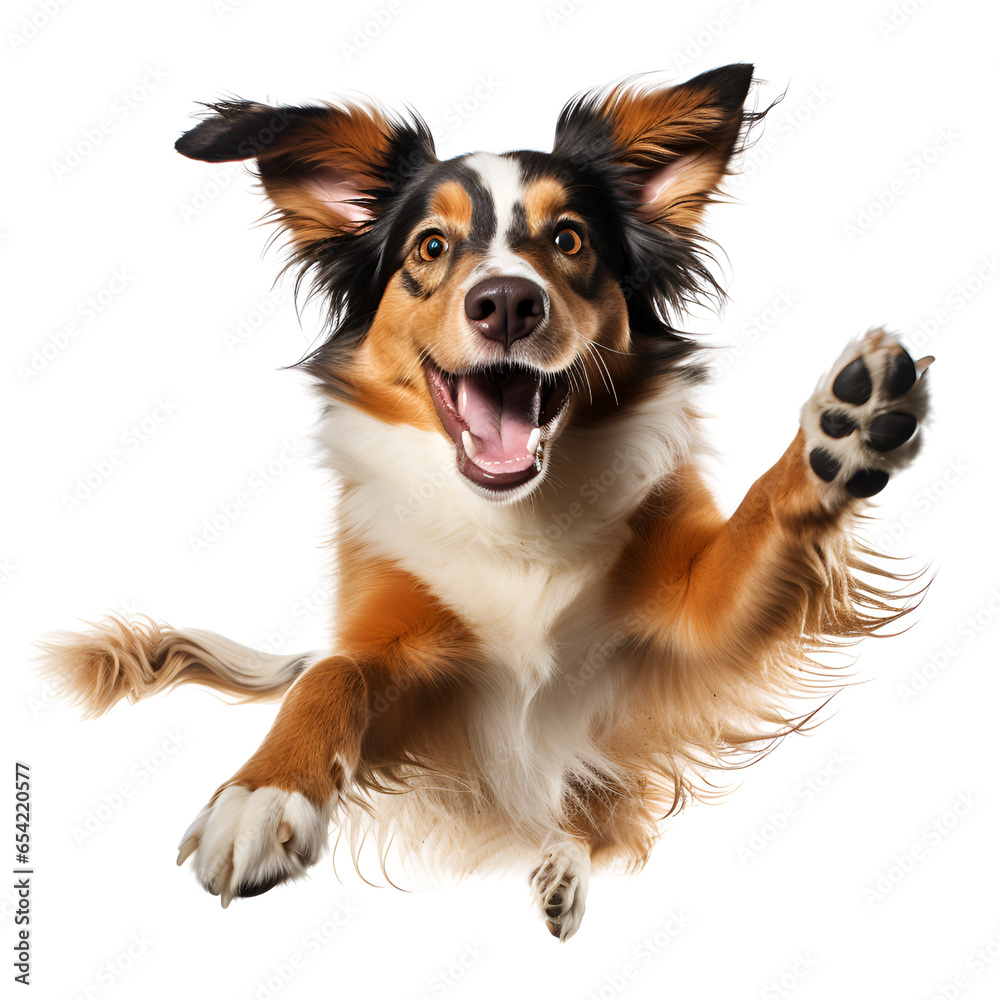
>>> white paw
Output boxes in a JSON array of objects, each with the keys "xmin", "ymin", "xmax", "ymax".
[
  {"xmin": 176, "ymin": 786, "xmax": 331, "ymax": 907},
  {"xmin": 529, "ymin": 839, "xmax": 590, "ymax": 942},
  {"xmin": 801, "ymin": 328, "xmax": 932, "ymax": 506}
]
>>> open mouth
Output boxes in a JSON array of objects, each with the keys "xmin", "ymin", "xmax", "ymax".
[{"xmin": 424, "ymin": 361, "xmax": 571, "ymax": 494}]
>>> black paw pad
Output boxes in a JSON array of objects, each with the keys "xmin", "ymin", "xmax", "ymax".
[
  {"xmin": 809, "ymin": 448, "xmax": 841, "ymax": 482},
  {"xmin": 236, "ymin": 873, "xmax": 286, "ymax": 898},
  {"xmin": 867, "ymin": 412, "xmax": 917, "ymax": 452},
  {"xmin": 820, "ymin": 411, "xmax": 857, "ymax": 438},
  {"xmin": 845, "ymin": 468, "xmax": 890, "ymax": 498},
  {"xmin": 884, "ymin": 350, "xmax": 917, "ymax": 398},
  {"xmin": 832, "ymin": 357, "xmax": 872, "ymax": 404},
  {"xmin": 545, "ymin": 892, "xmax": 563, "ymax": 918}
]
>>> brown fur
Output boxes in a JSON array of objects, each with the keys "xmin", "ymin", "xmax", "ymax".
[
  {"xmin": 597, "ymin": 81, "xmax": 746, "ymax": 229},
  {"xmin": 221, "ymin": 543, "xmax": 484, "ymax": 810},
  {"xmin": 428, "ymin": 180, "xmax": 473, "ymax": 236},
  {"xmin": 256, "ymin": 104, "xmax": 397, "ymax": 243},
  {"xmin": 523, "ymin": 177, "xmax": 572, "ymax": 236},
  {"xmin": 225, "ymin": 656, "xmax": 367, "ymax": 806}
]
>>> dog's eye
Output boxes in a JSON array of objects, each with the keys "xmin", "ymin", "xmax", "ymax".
[
  {"xmin": 554, "ymin": 228, "xmax": 583, "ymax": 255},
  {"xmin": 419, "ymin": 234, "xmax": 449, "ymax": 261}
]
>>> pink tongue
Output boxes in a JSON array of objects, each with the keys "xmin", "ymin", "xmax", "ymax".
[{"xmin": 457, "ymin": 371, "xmax": 541, "ymax": 473}]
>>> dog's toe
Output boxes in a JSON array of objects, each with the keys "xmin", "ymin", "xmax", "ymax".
[
  {"xmin": 831, "ymin": 356, "xmax": 873, "ymax": 404},
  {"xmin": 530, "ymin": 840, "xmax": 590, "ymax": 942},
  {"xmin": 177, "ymin": 785, "xmax": 332, "ymax": 907}
]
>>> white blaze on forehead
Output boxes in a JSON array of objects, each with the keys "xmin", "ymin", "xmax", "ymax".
[
  {"xmin": 464, "ymin": 151, "xmax": 545, "ymax": 287},
  {"xmin": 464, "ymin": 152, "xmax": 522, "ymax": 243}
]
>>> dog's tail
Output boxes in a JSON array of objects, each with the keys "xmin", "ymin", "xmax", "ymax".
[{"xmin": 35, "ymin": 615, "xmax": 321, "ymax": 718}]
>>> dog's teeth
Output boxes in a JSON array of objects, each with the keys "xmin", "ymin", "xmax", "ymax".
[
  {"xmin": 458, "ymin": 386, "xmax": 468, "ymax": 414},
  {"xmin": 527, "ymin": 428, "xmax": 541, "ymax": 454},
  {"xmin": 461, "ymin": 430, "xmax": 480, "ymax": 458}
]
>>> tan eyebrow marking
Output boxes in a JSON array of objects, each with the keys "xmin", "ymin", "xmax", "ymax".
[
  {"xmin": 523, "ymin": 177, "xmax": 571, "ymax": 237},
  {"xmin": 428, "ymin": 180, "xmax": 473, "ymax": 237}
]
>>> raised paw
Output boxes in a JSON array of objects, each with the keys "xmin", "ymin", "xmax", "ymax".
[
  {"xmin": 802, "ymin": 328, "xmax": 932, "ymax": 503},
  {"xmin": 529, "ymin": 840, "xmax": 590, "ymax": 942},
  {"xmin": 176, "ymin": 786, "xmax": 332, "ymax": 907}
]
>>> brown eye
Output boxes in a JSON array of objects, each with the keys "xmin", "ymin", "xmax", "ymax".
[
  {"xmin": 554, "ymin": 228, "xmax": 582, "ymax": 255},
  {"xmin": 419, "ymin": 233, "xmax": 448, "ymax": 261}
]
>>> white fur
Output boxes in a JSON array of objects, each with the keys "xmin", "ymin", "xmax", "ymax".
[
  {"xmin": 320, "ymin": 381, "xmax": 699, "ymax": 662},
  {"xmin": 179, "ymin": 629, "xmax": 322, "ymax": 688},
  {"xmin": 178, "ymin": 786, "xmax": 331, "ymax": 907},
  {"xmin": 464, "ymin": 152, "xmax": 548, "ymax": 288}
]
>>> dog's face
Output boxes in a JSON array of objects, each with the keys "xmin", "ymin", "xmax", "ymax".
[
  {"xmin": 176, "ymin": 65, "xmax": 756, "ymax": 501},
  {"xmin": 353, "ymin": 151, "xmax": 630, "ymax": 499}
]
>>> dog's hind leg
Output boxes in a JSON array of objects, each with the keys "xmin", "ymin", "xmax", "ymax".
[
  {"xmin": 35, "ymin": 615, "xmax": 319, "ymax": 717},
  {"xmin": 529, "ymin": 836, "xmax": 591, "ymax": 942}
]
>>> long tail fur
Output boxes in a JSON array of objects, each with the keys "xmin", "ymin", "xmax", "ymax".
[{"xmin": 35, "ymin": 614, "xmax": 319, "ymax": 717}]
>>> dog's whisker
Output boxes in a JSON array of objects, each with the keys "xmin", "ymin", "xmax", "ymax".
[
  {"xmin": 590, "ymin": 342, "xmax": 632, "ymax": 358},
  {"xmin": 585, "ymin": 342, "xmax": 618, "ymax": 405}
]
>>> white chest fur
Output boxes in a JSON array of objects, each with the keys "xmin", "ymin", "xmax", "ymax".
[{"xmin": 316, "ymin": 383, "xmax": 701, "ymax": 683}]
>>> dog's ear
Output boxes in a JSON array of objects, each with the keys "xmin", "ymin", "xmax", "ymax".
[
  {"xmin": 175, "ymin": 101, "xmax": 436, "ymax": 246},
  {"xmin": 553, "ymin": 64, "xmax": 755, "ymax": 230}
]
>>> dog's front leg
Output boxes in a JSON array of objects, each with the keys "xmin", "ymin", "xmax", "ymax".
[
  {"xmin": 618, "ymin": 329, "xmax": 932, "ymax": 669},
  {"xmin": 176, "ymin": 557, "xmax": 476, "ymax": 906},
  {"xmin": 176, "ymin": 656, "xmax": 367, "ymax": 905}
]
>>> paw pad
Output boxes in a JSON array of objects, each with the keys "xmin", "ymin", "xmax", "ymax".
[
  {"xmin": 802, "ymin": 329, "xmax": 931, "ymax": 504},
  {"xmin": 884, "ymin": 351, "xmax": 917, "ymax": 398},
  {"xmin": 845, "ymin": 468, "xmax": 890, "ymax": 498},
  {"xmin": 819, "ymin": 411, "xmax": 857, "ymax": 438},
  {"xmin": 809, "ymin": 447, "xmax": 841, "ymax": 482},
  {"xmin": 867, "ymin": 412, "xmax": 917, "ymax": 452},
  {"xmin": 832, "ymin": 357, "xmax": 873, "ymax": 405}
]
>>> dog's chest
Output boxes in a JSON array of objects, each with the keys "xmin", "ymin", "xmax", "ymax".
[
  {"xmin": 346, "ymin": 481, "xmax": 631, "ymax": 683},
  {"xmin": 320, "ymin": 395, "xmax": 698, "ymax": 681},
  {"xmin": 426, "ymin": 534, "xmax": 627, "ymax": 683}
]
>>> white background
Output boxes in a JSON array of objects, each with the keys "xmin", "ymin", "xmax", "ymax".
[{"xmin": 5, "ymin": 0, "xmax": 999, "ymax": 997}]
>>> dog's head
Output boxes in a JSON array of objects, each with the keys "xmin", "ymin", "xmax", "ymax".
[{"xmin": 176, "ymin": 65, "xmax": 757, "ymax": 502}]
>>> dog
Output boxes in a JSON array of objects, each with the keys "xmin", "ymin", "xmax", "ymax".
[{"xmin": 39, "ymin": 63, "xmax": 932, "ymax": 941}]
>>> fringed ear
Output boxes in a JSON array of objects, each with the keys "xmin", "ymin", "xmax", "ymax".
[
  {"xmin": 175, "ymin": 100, "xmax": 437, "ymax": 246},
  {"xmin": 553, "ymin": 64, "xmax": 757, "ymax": 230}
]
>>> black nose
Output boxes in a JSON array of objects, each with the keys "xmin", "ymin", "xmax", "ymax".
[{"xmin": 464, "ymin": 277, "xmax": 545, "ymax": 348}]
